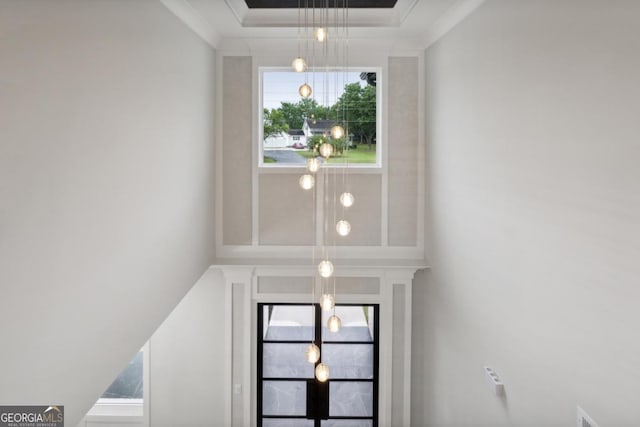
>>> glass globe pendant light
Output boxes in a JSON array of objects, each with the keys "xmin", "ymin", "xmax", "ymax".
[
  {"xmin": 315, "ymin": 363, "xmax": 330, "ymax": 382},
  {"xmin": 292, "ymin": 57, "xmax": 307, "ymax": 73},
  {"xmin": 340, "ymin": 192, "xmax": 354, "ymax": 208},
  {"xmin": 299, "ymin": 83, "xmax": 312, "ymax": 98},
  {"xmin": 299, "ymin": 174, "xmax": 315, "ymax": 190},
  {"xmin": 307, "ymin": 157, "xmax": 321, "ymax": 173},
  {"xmin": 336, "ymin": 220, "xmax": 351, "ymax": 237},
  {"xmin": 330, "ymin": 125, "xmax": 345, "ymax": 140},
  {"xmin": 320, "ymin": 293, "xmax": 335, "ymax": 311},
  {"xmin": 327, "ymin": 314, "xmax": 341, "ymax": 332},
  {"xmin": 314, "ymin": 27, "xmax": 327, "ymax": 42},
  {"xmin": 319, "ymin": 142, "xmax": 333, "ymax": 159},
  {"xmin": 318, "ymin": 260, "xmax": 334, "ymax": 278},
  {"xmin": 306, "ymin": 343, "xmax": 320, "ymax": 363}
]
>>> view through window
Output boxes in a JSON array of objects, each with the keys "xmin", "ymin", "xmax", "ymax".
[
  {"xmin": 261, "ymin": 69, "xmax": 379, "ymax": 167},
  {"xmin": 100, "ymin": 350, "xmax": 143, "ymax": 399},
  {"xmin": 85, "ymin": 346, "xmax": 147, "ymax": 420}
]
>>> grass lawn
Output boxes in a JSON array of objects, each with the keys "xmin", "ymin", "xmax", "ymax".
[
  {"xmin": 297, "ymin": 146, "xmax": 376, "ymax": 164},
  {"xmin": 263, "ymin": 156, "xmax": 276, "ymax": 163}
]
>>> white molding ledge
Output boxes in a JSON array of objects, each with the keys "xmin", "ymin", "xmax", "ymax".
[
  {"xmin": 423, "ymin": 0, "xmax": 485, "ymax": 48},
  {"xmin": 160, "ymin": 0, "xmax": 221, "ymax": 48}
]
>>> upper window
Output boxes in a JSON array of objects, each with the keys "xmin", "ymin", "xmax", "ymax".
[{"xmin": 260, "ymin": 68, "xmax": 380, "ymax": 167}]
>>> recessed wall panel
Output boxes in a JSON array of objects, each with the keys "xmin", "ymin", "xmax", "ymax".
[
  {"xmin": 335, "ymin": 277, "xmax": 380, "ymax": 295},
  {"xmin": 257, "ymin": 276, "xmax": 314, "ymax": 294},
  {"xmin": 223, "ymin": 57, "xmax": 253, "ymax": 245},
  {"xmin": 331, "ymin": 174, "xmax": 382, "ymax": 246},
  {"xmin": 259, "ymin": 174, "xmax": 315, "ymax": 245},
  {"xmin": 388, "ymin": 57, "xmax": 418, "ymax": 246}
]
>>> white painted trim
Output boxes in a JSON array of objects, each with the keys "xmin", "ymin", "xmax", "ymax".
[
  {"xmin": 217, "ymin": 244, "xmax": 426, "ymax": 261},
  {"xmin": 255, "ymin": 293, "xmax": 383, "ymax": 304},
  {"xmin": 251, "ymin": 276, "xmax": 259, "ymax": 427},
  {"xmin": 223, "ymin": 276, "xmax": 233, "ymax": 427},
  {"xmin": 160, "ymin": 0, "xmax": 221, "ymax": 48},
  {"xmin": 252, "ymin": 58, "xmax": 260, "ymax": 246},
  {"xmin": 394, "ymin": 0, "xmax": 420, "ymax": 25},
  {"xmin": 416, "ymin": 49, "xmax": 426, "ymax": 255},
  {"xmin": 215, "ymin": 52, "xmax": 224, "ymax": 253},
  {"xmin": 220, "ymin": 267, "xmax": 255, "ymax": 427},
  {"xmin": 257, "ymin": 165, "xmax": 384, "ymax": 174},
  {"xmin": 380, "ymin": 59, "xmax": 389, "ymax": 247},
  {"xmin": 379, "ymin": 278, "xmax": 394, "ymax": 427},
  {"xmin": 249, "ymin": 264, "xmax": 422, "ymax": 278},
  {"xmin": 223, "ymin": 0, "xmax": 248, "ymax": 25},
  {"xmin": 243, "ymin": 279, "xmax": 252, "ymax": 427},
  {"xmin": 162, "ymin": 0, "xmax": 483, "ymax": 53},
  {"xmin": 423, "ymin": 0, "xmax": 485, "ymax": 49},
  {"xmin": 402, "ymin": 280, "xmax": 413, "ymax": 427}
]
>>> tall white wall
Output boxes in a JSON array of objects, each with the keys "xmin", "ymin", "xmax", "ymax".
[
  {"xmin": 413, "ymin": 1, "xmax": 640, "ymax": 426},
  {"xmin": 0, "ymin": 1, "xmax": 216, "ymax": 424}
]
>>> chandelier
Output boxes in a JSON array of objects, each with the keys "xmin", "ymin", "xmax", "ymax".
[{"xmin": 294, "ymin": 0, "xmax": 354, "ymax": 383}]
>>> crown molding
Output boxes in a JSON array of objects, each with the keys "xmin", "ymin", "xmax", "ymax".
[
  {"xmin": 162, "ymin": 0, "xmax": 484, "ymax": 53},
  {"xmin": 160, "ymin": 0, "xmax": 221, "ymax": 48},
  {"xmin": 423, "ymin": 0, "xmax": 485, "ymax": 49}
]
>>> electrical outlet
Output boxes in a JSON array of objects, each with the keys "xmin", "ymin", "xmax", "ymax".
[{"xmin": 484, "ymin": 366, "xmax": 504, "ymax": 396}]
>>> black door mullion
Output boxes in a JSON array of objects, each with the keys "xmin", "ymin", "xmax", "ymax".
[
  {"xmin": 314, "ymin": 303, "xmax": 323, "ymax": 427},
  {"xmin": 257, "ymin": 303, "xmax": 264, "ymax": 427}
]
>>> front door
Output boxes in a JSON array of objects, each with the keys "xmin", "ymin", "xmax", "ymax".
[{"xmin": 257, "ymin": 303, "xmax": 379, "ymax": 427}]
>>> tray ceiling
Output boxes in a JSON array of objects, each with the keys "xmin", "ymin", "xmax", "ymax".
[{"xmin": 245, "ymin": 0, "xmax": 398, "ymax": 8}]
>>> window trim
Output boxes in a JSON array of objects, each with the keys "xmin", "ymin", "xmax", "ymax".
[{"xmin": 258, "ymin": 66, "xmax": 383, "ymax": 170}]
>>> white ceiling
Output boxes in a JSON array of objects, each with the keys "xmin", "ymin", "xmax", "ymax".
[{"xmin": 160, "ymin": 0, "xmax": 485, "ymax": 51}]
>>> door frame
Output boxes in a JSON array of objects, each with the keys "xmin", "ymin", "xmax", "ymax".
[{"xmin": 257, "ymin": 302, "xmax": 380, "ymax": 427}]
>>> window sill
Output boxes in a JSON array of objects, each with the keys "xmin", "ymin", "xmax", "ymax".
[
  {"xmin": 85, "ymin": 399, "xmax": 143, "ymax": 419},
  {"xmin": 258, "ymin": 164, "xmax": 383, "ymax": 174}
]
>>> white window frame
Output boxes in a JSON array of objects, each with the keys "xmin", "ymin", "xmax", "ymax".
[{"xmin": 258, "ymin": 66, "xmax": 383, "ymax": 170}]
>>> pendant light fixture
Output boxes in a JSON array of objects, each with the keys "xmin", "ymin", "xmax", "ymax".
[
  {"xmin": 295, "ymin": 0, "xmax": 354, "ymax": 384},
  {"xmin": 315, "ymin": 363, "xmax": 330, "ymax": 382}
]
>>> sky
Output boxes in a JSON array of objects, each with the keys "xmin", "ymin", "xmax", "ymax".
[{"xmin": 263, "ymin": 70, "xmax": 365, "ymax": 110}]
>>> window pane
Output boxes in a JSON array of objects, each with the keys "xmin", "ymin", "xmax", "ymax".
[
  {"xmin": 329, "ymin": 382, "xmax": 373, "ymax": 417},
  {"xmin": 264, "ymin": 419, "xmax": 314, "ymax": 427},
  {"xmin": 263, "ymin": 305, "xmax": 315, "ymax": 342},
  {"xmin": 322, "ymin": 421, "xmax": 373, "ymax": 427},
  {"xmin": 263, "ymin": 381, "xmax": 307, "ymax": 416},
  {"xmin": 323, "ymin": 344, "xmax": 373, "ymax": 379},
  {"xmin": 262, "ymin": 70, "xmax": 378, "ymax": 166},
  {"xmin": 323, "ymin": 306, "xmax": 374, "ymax": 342},
  {"xmin": 101, "ymin": 351, "xmax": 143, "ymax": 399},
  {"xmin": 264, "ymin": 343, "xmax": 314, "ymax": 378}
]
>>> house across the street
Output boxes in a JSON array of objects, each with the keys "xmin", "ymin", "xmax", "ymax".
[{"xmin": 264, "ymin": 129, "xmax": 307, "ymax": 149}]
